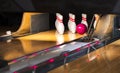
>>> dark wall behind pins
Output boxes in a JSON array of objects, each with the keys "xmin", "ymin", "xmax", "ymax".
[
  {"xmin": 0, "ymin": 12, "xmax": 93, "ymax": 33},
  {"xmin": 0, "ymin": 12, "xmax": 23, "ymax": 31}
]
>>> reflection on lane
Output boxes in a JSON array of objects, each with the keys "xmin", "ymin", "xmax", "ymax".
[
  {"xmin": 0, "ymin": 30, "xmax": 85, "ymax": 61},
  {"xmin": 49, "ymin": 40, "xmax": 120, "ymax": 73},
  {"xmin": 18, "ymin": 30, "xmax": 85, "ymax": 42},
  {"xmin": 0, "ymin": 40, "xmax": 56, "ymax": 61}
]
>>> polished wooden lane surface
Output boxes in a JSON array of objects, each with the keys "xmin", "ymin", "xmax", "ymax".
[
  {"xmin": 0, "ymin": 30, "xmax": 85, "ymax": 61},
  {"xmin": 18, "ymin": 30, "xmax": 86, "ymax": 42},
  {"xmin": 49, "ymin": 39, "xmax": 120, "ymax": 73}
]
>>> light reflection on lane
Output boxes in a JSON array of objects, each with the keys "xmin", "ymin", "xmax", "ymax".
[
  {"xmin": 49, "ymin": 40, "xmax": 120, "ymax": 73},
  {"xmin": 0, "ymin": 30, "xmax": 85, "ymax": 61}
]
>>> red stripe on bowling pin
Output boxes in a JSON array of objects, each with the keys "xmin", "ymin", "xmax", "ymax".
[
  {"xmin": 69, "ymin": 17, "xmax": 75, "ymax": 22},
  {"xmin": 82, "ymin": 17, "xmax": 87, "ymax": 21},
  {"xmin": 56, "ymin": 16, "xmax": 63, "ymax": 23}
]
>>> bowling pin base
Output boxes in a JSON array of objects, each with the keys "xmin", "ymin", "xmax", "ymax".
[{"xmin": 56, "ymin": 31, "xmax": 64, "ymax": 35}]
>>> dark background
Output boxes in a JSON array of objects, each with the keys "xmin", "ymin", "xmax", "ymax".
[
  {"xmin": 0, "ymin": 0, "xmax": 120, "ymax": 35},
  {"xmin": 0, "ymin": 0, "xmax": 120, "ymax": 13},
  {"xmin": 0, "ymin": 12, "xmax": 23, "ymax": 35},
  {"xmin": 0, "ymin": 12, "xmax": 93, "ymax": 35}
]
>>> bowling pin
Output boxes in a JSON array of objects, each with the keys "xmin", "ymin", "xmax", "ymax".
[
  {"xmin": 81, "ymin": 13, "xmax": 88, "ymax": 27},
  {"xmin": 6, "ymin": 31, "xmax": 12, "ymax": 43},
  {"xmin": 55, "ymin": 13, "xmax": 65, "ymax": 34},
  {"xmin": 93, "ymin": 14, "xmax": 100, "ymax": 29},
  {"xmin": 68, "ymin": 13, "xmax": 76, "ymax": 33},
  {"xmin": 6, "ymin": 30, "xmax": 12, "ymax": 36}
]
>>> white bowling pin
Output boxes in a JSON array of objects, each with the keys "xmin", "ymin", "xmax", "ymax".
[
  {"xmin": 81, "ymin": 13, "xmax": 88, "ymax": 27},
  {"xmin": 6, "ymin": 30, "xmax": 12, "ymax": 36},
  {"xmin": 68, "ymin": 13, "xmax": 76, "ymax": 33},
  {"xmin": 55, "ymin": 13, "xmax": 65, "ymax": 34},
  {"xmin": 6, "ymin": 31, "xmax": 12, "ymax": 43},
  {"xmin": 93, "ymin": 14, "xmax": 100, "ymax": 29}
]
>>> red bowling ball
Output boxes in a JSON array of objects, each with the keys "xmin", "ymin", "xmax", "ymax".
[{"xmin": 76, "ymin": 23, "xmax": 87, "ymax": 34}]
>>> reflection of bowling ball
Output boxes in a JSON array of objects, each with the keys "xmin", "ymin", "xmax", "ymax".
[{"xmin": 76, "ymin": 23, "xmax": 87, "ymax": 34}]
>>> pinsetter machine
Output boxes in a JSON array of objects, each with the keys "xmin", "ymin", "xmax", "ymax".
[{"xmin": 0, "ymin": 0, "xmax": 120, "ymax": 73}]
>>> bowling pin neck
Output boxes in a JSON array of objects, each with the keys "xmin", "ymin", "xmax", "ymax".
[
  {"xmin": 82, "ymin": 14, "xmax": 87, "ymax": 21},
  {"xmin": 56, "ymin": 16, "xmax": 63, "ymax": 23},
  {"xmin": 56, "ymin": 13, "xmax": 63, "ymax": 23},
  {"xmin": 69, "ymin": 17, "xmax": 75, "ymax": 22},
  {"xmin": 82, "ymin": 17, "xmax": 87, "ymax": 21},
  {"xmin": 82, "ymin": 14, "xmax": 87, "ymax": 18},
  {"xmin": 69, "ymin": 13, "xmax": 75, "ymax": 19},
  {"xmin": 69, "ymin": 13, "xmax": 75, "ymax": 22},
  {"xmin": 56, "ymin": 13, "xmax": 63, "ymax": 19},
  {"xmin": 81, "ymin": 16, "xmax": 88, "ymax": 27}
]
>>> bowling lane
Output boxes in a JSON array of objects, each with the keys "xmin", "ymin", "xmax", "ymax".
[
  {"xmin": 48, "ymin": 39, "xmax": 120, "ymax": 73},
  {"xmin": 17, "ymin": 30, "xmax": 86, "ymax": 42},
  {"xmin": 0, "ymin": 30, "xmax": 85, "ymax": 61}
]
